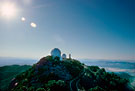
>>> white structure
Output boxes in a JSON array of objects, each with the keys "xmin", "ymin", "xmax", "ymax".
[
  {"xmin": 51, "ymin": 48, "xmax": 61, "ymax": 59},
  {"xmin": 62, "ymin": 54, "xmax": 66, "ymax": 59},
  {"xmin": 69, "ymin": 54, "xmax": 71, "ymax": 59},
  {"xmin": 50, "ymin": 48, "xmax": 71, "ymax": 60}
]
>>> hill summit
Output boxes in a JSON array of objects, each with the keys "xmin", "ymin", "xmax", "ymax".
[{"xmin": 9, "ymin": 56, "xmax": 130, "ymax": 91}]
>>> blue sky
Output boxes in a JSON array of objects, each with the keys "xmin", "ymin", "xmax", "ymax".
[{"xmin": 0, "ymin": 0, "xmax": 135, "ymax": 60}]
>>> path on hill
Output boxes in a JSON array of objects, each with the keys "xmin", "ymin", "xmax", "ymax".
[{"xmin": 69, "ymin": 66, "xmax": 86, "ymax": 91}]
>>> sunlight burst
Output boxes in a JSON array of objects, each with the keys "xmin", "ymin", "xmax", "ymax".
[{"xmin": 0, "ymin": 2, "xmax": 17, "ymax": 18}]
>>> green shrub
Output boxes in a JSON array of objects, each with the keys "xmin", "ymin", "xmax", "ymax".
[
  {"xmin": 20, "ymin": 86, "xmax": 28, "ymax": 91},
  {"xmin": 62, "ymin": 59, "xmax": 83, "ymax": 77},
  {"xmin": 88, "ymin": 66, "xmax": 100, "ymax": 72},
  {"xmin": 88, "ymin": 86, "xmax": 105, "ymax": 91},
  {"xmin": 45, "ymin": 80, "xmax": 66, "ymax": 91},
  {"xmin": 36, "ymin": 88, "xmax": 46, "ymax": 91},
  {"xmin": 28, "ymin": 86, "xmax": 35, "ymax": 91},
  {"xmin": 46, "ymin": 56, "xmax": 53, "ymax": 61}
]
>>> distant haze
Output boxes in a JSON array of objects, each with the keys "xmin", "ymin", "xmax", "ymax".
[
  {"xmin": 79, "ymin": 59, "xmax": 135, "ymax": 76},
  {"xmin": 0, "ymin": 57, "xmax": 37, "ymax": 66},
  {"xmin": 0, "ymin": 57, "xmax": 135, "ymax": 76}
]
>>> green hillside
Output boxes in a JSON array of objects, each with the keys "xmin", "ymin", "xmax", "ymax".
[
  {"xmin": 8, "ymin": 56, "xmax": 132, "ymax": 91},
  {"xmin": 0, "ymin": 65, "xmax": 31, "ymax": 91}
]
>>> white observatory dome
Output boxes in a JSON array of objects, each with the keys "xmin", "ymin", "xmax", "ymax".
[
  {"xmin": 51, "ymin": 48, "xmax": 61, "ymax": 59},
  {"xmin": 62, "ymin": 54, "xmax": 66, "ymax": 59}
]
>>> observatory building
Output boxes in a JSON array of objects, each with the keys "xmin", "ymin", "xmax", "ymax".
[
  {"xmin": 51, "ymin": 48, "xmax": 61, "ymax": 59},
  {"xmin": 50, "ymin": 48, "xmax": 71, "ymax": 60},
  {"xmin": 62, "ymin": 54, "xmax": 66, "ymax": 59}
]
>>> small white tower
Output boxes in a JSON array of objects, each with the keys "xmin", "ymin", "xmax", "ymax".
[
  {"xmin": 62, "ymin": 54, "xmax": 66, "ymax": 59},
  {"xmin": 51, "ymin": 48, "xmax": 61, "ymax": 59},
  {"xmin": 69, "ymin": 54, "xmax": 71, "ymax": 59}
]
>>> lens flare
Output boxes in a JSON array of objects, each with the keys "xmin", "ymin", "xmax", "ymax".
[
  {"xmin": 21, "ymin": 17, "xmax": 26, "ymax": 21},
  {"xmin": 30, "ymin": 22, "xmax": 37, "ymax": 28}
]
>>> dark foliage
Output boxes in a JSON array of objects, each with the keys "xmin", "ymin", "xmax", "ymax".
[
  {"xmin": 1, "ymin": 56, "xmax": 132, "ymax": 91},
  {"xmin": 0, "ymin": 65, "xmax": 31, "ymax": 91}
]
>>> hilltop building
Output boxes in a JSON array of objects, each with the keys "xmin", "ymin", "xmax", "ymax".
[
  {"xmin": 51, "ymin": 48, "xmax": 61, "ymax": 59},
  {"xmin": 50, "ymin": 48, "xmax": 71, "ymax": 60},
  {"xmin": 62, "ymin": 54, "xmax": 66, "ymax": 59},
  {"xmin": 69, "ymin": 54, "xmax": 71, "ymax": 59}
]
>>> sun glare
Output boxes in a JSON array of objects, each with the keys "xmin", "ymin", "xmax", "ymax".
[{"xmin": 0, "ymin": 2, "xmax": 17, "ymax": 18}]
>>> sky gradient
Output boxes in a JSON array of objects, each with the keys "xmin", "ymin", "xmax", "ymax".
[{"xmin": 0, "ymin": 0, "xmax": 135, "ymax": 60}]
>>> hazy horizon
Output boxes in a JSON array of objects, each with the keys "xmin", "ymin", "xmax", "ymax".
[
  {"xmin": 0, "ymin": 56, "xmax": 135, "ymax": 62},
  {"xmin": 0, "ymin": 57, "xmax": 135, "ymax": 76}
]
